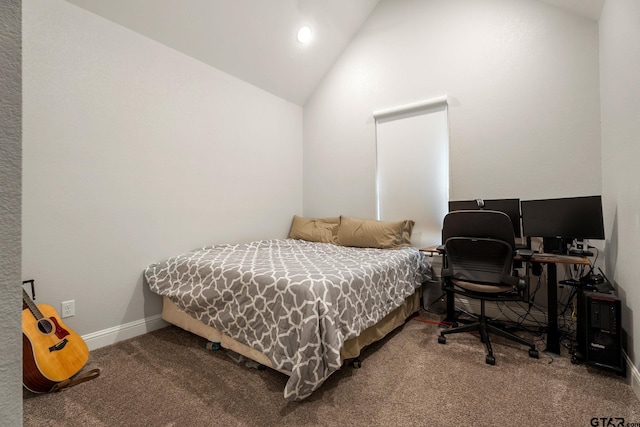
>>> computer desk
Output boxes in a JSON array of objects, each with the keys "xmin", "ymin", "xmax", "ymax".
[
  {"xmin": 421, "ymin": 247, "xmax": 590, "ymax": 355},
  {"xmin": 516, "ymin": 252, "xmax": 590, "ymax": 354}
]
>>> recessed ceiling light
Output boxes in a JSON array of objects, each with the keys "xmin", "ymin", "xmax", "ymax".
[{"xmin": 297, "ymin": 26, "xmax": 312, "ymax": 44}]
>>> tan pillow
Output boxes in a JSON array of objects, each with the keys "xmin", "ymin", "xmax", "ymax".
[
  {"xmin": 401, "ymin": 220, "xmax": 414, "ymax": 246},
  {"xmin": 336, "ymin": 216, "xmax": 415, "ymax": 249},
  {"xmin": 288, "ymin": 215, "xmax": 340, "ymax": 243}
]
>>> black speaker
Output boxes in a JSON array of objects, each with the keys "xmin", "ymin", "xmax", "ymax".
[{"xmin": 576, "ymin": 290, "xmax": 624, "ymax": 375}]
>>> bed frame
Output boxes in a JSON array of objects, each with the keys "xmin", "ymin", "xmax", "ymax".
[{"xmin": 161, "ymin": 288, "xmax": 422, "ymax": 375}]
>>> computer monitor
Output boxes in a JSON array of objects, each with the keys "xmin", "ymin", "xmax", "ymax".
[
  {"xmin": 448, "ymin": 198, "xmax": 521, "ymax": 238},
  {"xmin": 520, "ymin": 195, "xmax": 605, "ymax": 254}
]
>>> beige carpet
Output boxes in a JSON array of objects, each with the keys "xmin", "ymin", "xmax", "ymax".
[{"xmin": 23, "ymin": 312, "xmax": 640, "ymax": 426}]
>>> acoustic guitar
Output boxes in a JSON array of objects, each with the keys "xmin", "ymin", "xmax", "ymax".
[{"xmin": 22, "ymin": 288, "xmax": 89, "ymax": 393}]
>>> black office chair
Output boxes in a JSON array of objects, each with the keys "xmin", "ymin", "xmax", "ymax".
[{"xmin": 437, "ymin": 210, "xmax": 539, "ymax": 365}]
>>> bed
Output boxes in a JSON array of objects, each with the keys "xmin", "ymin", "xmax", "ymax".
[{"xmin": 144, "ymin": 216, "xmax": 431, "ymax": 401}]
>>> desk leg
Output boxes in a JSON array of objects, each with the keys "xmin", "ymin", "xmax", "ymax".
[
  {"xmin": 545, "ymin": 263, "xmax": 561, "ymax": 355},
  {"xmin": 445, "ymin": 288, "xmax": 456, "ymax": 323}
]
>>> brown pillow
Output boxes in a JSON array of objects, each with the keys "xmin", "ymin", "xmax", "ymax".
[
  {"xmin": 336, "ymin": 216, "xmax": 415, "ymax": 249},
  {"xmin": 288, "ymin": 215, "xmax": 340, "ymax": 243}
]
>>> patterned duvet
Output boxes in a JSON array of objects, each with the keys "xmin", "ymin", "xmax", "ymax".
[{"xmin": 144, "ymin": 239, "xmax": 431, "ymax": 400}]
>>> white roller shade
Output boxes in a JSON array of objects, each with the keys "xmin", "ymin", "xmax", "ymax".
[{"xmin": 375, "ymin": 97, "xmax": 449, "ymax": 248}]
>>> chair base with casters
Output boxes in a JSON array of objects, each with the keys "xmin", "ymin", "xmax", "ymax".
[{"xmin": 437, "ymin": 297, "xmax": 539, "ymax": 365}]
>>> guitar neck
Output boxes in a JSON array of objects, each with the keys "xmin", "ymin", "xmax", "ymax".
[{"xmin": 22, "ymin": 288, "xmax": 44, "ymax": 321}]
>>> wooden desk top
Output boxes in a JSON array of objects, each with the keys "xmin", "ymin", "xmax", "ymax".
[
  {"xmin": 419, "ymin": 246, "xmax": 440, "ymax": 255},
  {"xmin": 420, "ymin": 245, "xmax": 590, "ymax": 265},
  {"xmin": 520, "ymin": 253, "xmax": 590, "ymax": 265}
]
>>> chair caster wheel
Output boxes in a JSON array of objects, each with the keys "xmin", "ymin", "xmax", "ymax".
[
  {"xmin": 529, "ymin": 349, "xmax": 539, "ymax": 359},
  {"xmin": 351, "ymin": 359, "xmax": 362, "ymax": 369},
  {"xmin": 438, "ymin": 335, "xmax": 446, "ymax": 344},
  {"xmin": 485, "ymin": 355, "xmax": 496, "ymax": 365}
]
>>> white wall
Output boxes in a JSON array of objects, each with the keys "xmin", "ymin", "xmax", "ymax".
[
  {"xmin": 22, "ymin": 0, "xmax": 303, "ymax": 338},
  {"xmin": 304, "ymin": 0, "xmax": 601, "ymax": 226},
  {"xmin": 0, "ymin": 0, "xmax": 22, "ymax": 424},
  {"xmin": 600, "ymin": 0, "xmax": 640, "ymax": 380}
]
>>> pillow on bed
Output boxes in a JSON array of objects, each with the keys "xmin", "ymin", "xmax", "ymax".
[
  {"xmin": 336, "ymin": 216, "xmax": 415, "ymax": 249},
  {"xmin": 288, "ymin": 215, "xmax": 340, "ymax": 243}
]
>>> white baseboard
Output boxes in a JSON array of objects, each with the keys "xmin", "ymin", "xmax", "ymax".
[
  {"xmin": 82, "ymin": 314, "xmax": 169, "ymax": 351},
  {"xmin": 625, "ymin": 353, "xmax": 640, "ymax": 401}
]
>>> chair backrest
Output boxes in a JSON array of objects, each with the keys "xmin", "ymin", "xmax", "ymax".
[{"xmin": 441, "ymin": 210, "xmax": 518, "ymax": 287}]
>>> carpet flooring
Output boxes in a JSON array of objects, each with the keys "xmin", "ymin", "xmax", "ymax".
[{"xmin": 23, "ymin": 311, "xmax": 640, "ymax": 426}]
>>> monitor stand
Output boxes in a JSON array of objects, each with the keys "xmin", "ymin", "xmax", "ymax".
[{"xmin": 543, "ymin": 237, "xmax": 572, "ymax": 255}]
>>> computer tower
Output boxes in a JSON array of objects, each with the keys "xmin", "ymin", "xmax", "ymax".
[{"xmin": 576, "ymin": 290, "xmax": 624, "ymax": 375}]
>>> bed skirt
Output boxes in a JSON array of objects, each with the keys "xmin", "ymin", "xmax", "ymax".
[{"xmin": 161, "ymin": 288, "xmax": 422, "ymax": 375}]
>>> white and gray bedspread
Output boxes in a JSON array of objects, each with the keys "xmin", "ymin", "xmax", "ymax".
[{"xmin": 144, "ymin": 238, "xmax": 431, "ymax": 401}]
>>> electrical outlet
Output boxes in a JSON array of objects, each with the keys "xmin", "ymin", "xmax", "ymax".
[{"xmin": 61, "ymin": 300, "xmax": 75, "ymax": 318}]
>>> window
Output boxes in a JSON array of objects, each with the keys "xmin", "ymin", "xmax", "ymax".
[{"xmin": 374, "ymin": 97, "xmax": 449, "ymax": 248}]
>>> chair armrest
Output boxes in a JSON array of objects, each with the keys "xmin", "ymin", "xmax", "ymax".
[{"xmin": 436, "ymin": 245, "xmax": 446, "ymax": 254}]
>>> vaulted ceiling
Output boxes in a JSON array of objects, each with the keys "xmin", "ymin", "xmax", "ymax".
[{"xmin": 63, "ymin": 0, "xmax": 605, "ymax": 106}]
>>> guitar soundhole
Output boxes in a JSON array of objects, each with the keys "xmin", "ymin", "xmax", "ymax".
[{"xmin": 37, "ymin": 319, "xmax": 54, "ymax": 335}]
